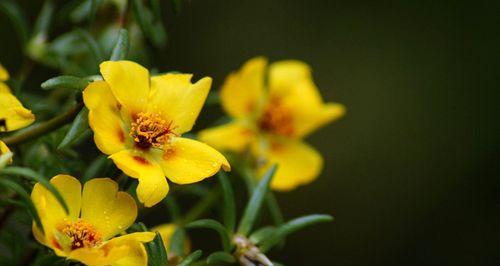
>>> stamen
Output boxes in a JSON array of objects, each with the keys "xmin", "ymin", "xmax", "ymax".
[
  {"xmin": 129, "ymin": 112, "xmax": 177, "ymax": 149},
  {"xmin": 258, "ymin": 98, "xmax": 294, "ymax": 136},
  {"xmin": 57, "ymin": 219, "xmax": 102, "ymax": 250}
]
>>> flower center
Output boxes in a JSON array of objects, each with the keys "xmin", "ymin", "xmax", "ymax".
[
  {"xmin": 130, "ymin": 112, "xmax": 177, "ymax": 149},
  {"xmin": 57, "ymin": 219, "xmax": 102, "ymax": 250},
  {"xmin": 258, "ymin": 98, "xmax": 294, "ymax": 136}
]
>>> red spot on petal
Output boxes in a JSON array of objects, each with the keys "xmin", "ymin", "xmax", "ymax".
[
  {"xmin": 133, "ymin": 156, "xmax": 149, "ymax": 165},
  {"xmin": 51, "ymin": 237, "xmax": 62, "ymax": 250},
  {"xmin": 117, "ymin": 128, "xmax": 125, "ymax": 143}
]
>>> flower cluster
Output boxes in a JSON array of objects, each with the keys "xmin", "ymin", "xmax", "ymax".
[{"xmin": 0, "ymin": 2, "xmax": 344, "ymax": 266}]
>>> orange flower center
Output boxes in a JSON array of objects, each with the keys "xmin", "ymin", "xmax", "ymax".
[
  {"xmin": 258, "ymin": 99, "xmax": 294, "ymax": 136},
  {"xmin": 130, "ymin": 112, "xmax": 177, "ymax": 149},
  {"xmin": 57, "ymin": 219, "xmax": 102, "ymax": 250}
]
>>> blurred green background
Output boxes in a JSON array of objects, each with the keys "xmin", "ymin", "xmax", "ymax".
[{"xmin": 1, "ymin": 0, "xmax": 499, "ymax": 265}]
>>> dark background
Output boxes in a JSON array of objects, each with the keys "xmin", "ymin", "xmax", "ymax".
[{"xmin": 1, "ymin": 1, "xmax": 499, "ymax": 265}]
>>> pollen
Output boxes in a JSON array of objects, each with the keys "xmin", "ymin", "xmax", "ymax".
[
  {"xmin": 258, "ymin": 98, "xmax": 294, "ymax": 136},
  {"xmin": 130, "ymin": 112, "xmax": 177, "ymax": 149},
  {"xmin": 57, "ymin": 219, "xmax": 102, "ymax": 250}
]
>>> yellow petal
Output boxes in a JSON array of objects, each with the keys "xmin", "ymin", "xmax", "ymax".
[
  {"xmin": 148, "ymin": 74, "xmax": 211, "ymax": 134},
  {"xmin": 81, "ymin": 178, "xmax": 137, "ymax": 240},
  {"xmin": 32, "ymin": 222, "xmax": 46, "ymax": 246},
  {"xmin": 83, "ymin": 81, "xmax": 129, "ymax": 155},
  {"xmin": 31, "ymin": 175, "xmax": 82, "ymax": 245},
  {"xmin": 269, "ymin": 60, "xmax": 312, "ymax": 92},
  {"xmin": 68, "ymin": 245, "xmax": 130, "ymax": 266},
  {"xmin": 159, "ymin": 137, "xmax": 230, "ymax": 185},
  {"xmin": 198, "ymin": 121, "xmax": 255, "ymax": 152},
  {"xmin": 220, "ymin": 57, "xmax": 267, "ymax": 118},
  {"xmin": 291, "ymin": 103, "xmax": 346, "ymax": 138},
  {"xmin": 274, "ymin": 76, "xmax": 345, "ymax": 137},
  {"xmin": 108, "ymin": 231, "xmax": 156, "ymax": 245},
  {"xmin": 100, "ymin": 61, "xmax": 150, "ymax": 113},
  {"xmin": 253, "ymin": 138, "xmax": 323, "ymax": 191},
  {"xmin": 0, "ymin": 82, "xmax": 11, "ymax": 93},
  {"xmin": 0, "ymin": 92, "xmax": 35, "ymax": 132},
  {"xmin": 111, "ymin": 242, "xmax": 148, "ymax": 266},
  {"xmin": 0, "ymin": 140, "xmax": 12, "ymax": 165},
  {"xmin": 0, "ymin": 63, "xmax": 9, "ymax": 81},
  {"xmin": 109, "ymin": 150, "xmax": 168, "ymax": 207},
  {"xmin": 68, "ymin": 232, "xmax": 154, "ymax": 266}
]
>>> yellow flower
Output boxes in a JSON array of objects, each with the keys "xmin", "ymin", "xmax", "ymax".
[
  {"xmin": 199, "ymin": 57, "xmax": 345, "ymax": 191},
  {"xmin": 31, "ymin": 175, "xmax": 155, "ymax": 266},
  {"xmin": 151, "ymin": 223, "xmax": 190, "ymax": 261},
  {"xmin": 0, "ymin": 140, "xmax": 12, "ymax": 166},
  {"xmin": 83, "ymin": 61, "xmax": 230, "ymax": 207},
  {"xmin": 0, "ymin": 63, "xmax": 35, "ymax": 133}
]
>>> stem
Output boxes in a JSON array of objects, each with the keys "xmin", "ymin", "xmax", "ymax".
[
  {"xmin": 2, "ymin": 103, "xmax": 84, "ymax": 146},
  {"xmin": 179, "ymin": 188, "xmax": 220, "ymax": 225}
]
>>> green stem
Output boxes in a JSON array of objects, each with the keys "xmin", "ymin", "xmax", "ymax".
[{"xmin": 2, "ymin": 102, "xmax": 84, "ymax": 146}]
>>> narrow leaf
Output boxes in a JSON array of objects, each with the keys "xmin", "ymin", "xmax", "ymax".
[
  {"xmin": 217, "ymin": 171, "xmax": 236, "ymax": 232},
  {"xmin": 41, "ymin": 75, "xmax": 89, "ymax": 91},
  {"xmin": 249, "ymin": 226, "xmax": 276, "ymax": 245},
  {"xmin": 207, "ymin": 251, "xmax": 236, "ymax": 264},
  {"xmin": 259, "ymin": 214, "xmax": 334, "ymax": 252},
  {"xmin": 110, "ymin": 29, "xmax": 129, "ymax": 61},
  {"xmin": 131, "ymin": 0, "xmax": 167, "ymax": 48},
  {"xmin": 178, "ymin": 250, "xmax": 203, "ymax": 266},
  {"xmin": 145, "ymin": 232, "xmax": 169, "ymax": 266},
  {"xmin": 237, "ymin": 165, "xmax": 277, "ymax": 236},
  {"xmin": 266, "ymin": 192, "xmax": 284, "ymax": 226},
  {"xmin": 0, "ymin": 167, "xmax": 69, "ymax": 214},
  {"xmin": 75, "ymin": 28, "xmax": 104, "ymax": 64},
  {"xmin": 32, "ymin": 0, "xmax": 55, "ymax": 39},
  {"xmin": 58, "ymin": 108, "xmax": 89, "ymax": 149},
  {"xmin": 0, "ymin": 178, "xmax": 43, "ymax": 233},
  {"xmin": 0, "ymin": 1, "xmax": 29, "ymax": 45},
  {"xmin": 187, "ymin": 219, "xmax": 232, "ymax": 252},
  {"xmin": 169, "ymin": 227, "xmax": 186, "ymax": 257}
]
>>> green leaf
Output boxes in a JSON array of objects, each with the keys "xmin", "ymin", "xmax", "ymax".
[
  {"xmin": 217, "ymin": 171, "xmax": 236, "ymax": 232},
  {"xmin": 110, "ymin": 29, "xmax": 129, "ymax": 61},
  {"xmin": 187, "ymin": 219, "xmax": 232, "ymax": 252},
  {"xmin": 0, "ymin": 167, "xmax": 69, "ymax": 214},
  {"xmin": 249, "ymin": 226, "xmax": 276, "ymax": 245},
  {"xmin": 237, "ymin": 165, "xmax": 277, "ymax": 236},
  {"xmin": 266, "ymin": 192, "xmax": 284, "ymax": 226},
  {"xmin": 89, "ymin": 0, "xmax": 103, "ymax": 23},
  {"xmin": 58, "ymin": 108, "xmax": 89, "ymax": 149},
  {"xmin": 178, "ymin": 250, "xmax": 203, "ymax": 266},
  {"xmin": 0, "ymin": 178, "xmax": 43, "ymax": 233},
  {"xmin": 259, "ymin": 214, "xmax": 334, "ymax": 252},
  {"xmin": 131, "ymin": 0, "xmax": 167, "ymax": 48},
  {"xmin": 75, "ymin": 28, "xmax": 104, "ymax": 64},
  {"xmin": 41, "ymin": 75, "xmax": 90, "ymax": 91},
  {"xmin": 0, "ymin": 1, "xmax": 29, "ymax": 46},
  {"xmin": 163, "ymin": 194, "xmax": 181, "ymax": 222},
  {"xmin": 145, "ymin": 232, "xmax": 169, "ymax": 266},
  {"xmin": 169, "ymin": 227, "xmax": 186, "ymax": 257},
  {"xmin": 32, "ymin": 0, "xmax": 55, "ymax": 39},
  {"xmin": 207, "ymin": 251, "xmax": 236, "ymax": 264}
]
